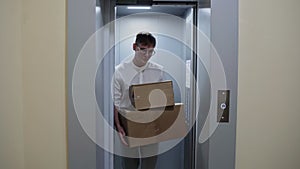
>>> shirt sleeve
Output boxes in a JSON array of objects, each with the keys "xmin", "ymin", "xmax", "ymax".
[{"xmin": 112, "ymin": 70, "xmax": 122, "ymax": 109}]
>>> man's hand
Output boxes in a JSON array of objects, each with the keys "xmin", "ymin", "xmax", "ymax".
[
  {"xmin": 114, "ymin": 106, "xmax": 129, "ymax": 146},
  {"xmin": 116, "ymin": 125, "xmax": 128, "ymax": 146}
]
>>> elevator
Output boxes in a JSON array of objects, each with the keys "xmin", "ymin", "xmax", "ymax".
[{"xmin": 68, "ymin": 0, "xmax": 238, "ymax": 169}]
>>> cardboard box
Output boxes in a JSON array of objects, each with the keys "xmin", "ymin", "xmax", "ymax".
[
  {"xmin": 119, "ymin": 103, "xmax": 187, "ymax": 147},
  {"xmin": 129, "ymin": 80, "xmax": 175, "ymax": 110}
]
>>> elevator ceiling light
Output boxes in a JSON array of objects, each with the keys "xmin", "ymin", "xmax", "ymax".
[{"xmin": 127, "ymin": 6, "xmax": 151, "ymax": 10}]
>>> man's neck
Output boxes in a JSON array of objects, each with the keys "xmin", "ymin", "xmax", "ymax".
[{"xmin": 132, "ymin": 57, "xmax": 146, "ymax": 67}]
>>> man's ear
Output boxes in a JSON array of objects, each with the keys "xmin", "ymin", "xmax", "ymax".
[{"xmin": 133, "ymin": 43, "xmax": 137, "ymax": 51}]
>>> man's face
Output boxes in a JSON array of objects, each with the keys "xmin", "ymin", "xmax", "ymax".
[{"xmin": 134, "ymin": 43, "xmax": 155, "ymax": 65}]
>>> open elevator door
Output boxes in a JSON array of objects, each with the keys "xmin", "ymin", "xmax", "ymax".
[{"xmin": 114, "ymin": 1, "xmax": 199, "ymax": 169}]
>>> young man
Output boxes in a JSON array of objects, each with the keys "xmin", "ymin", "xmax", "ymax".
[{"xmin": 113, "ymin": 32, "xmax": 164, "ymax": 169}]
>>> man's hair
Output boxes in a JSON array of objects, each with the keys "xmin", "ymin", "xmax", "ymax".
[{"xmin": 135, "ymin": 32, "xmax": 156, "ymax": 47}]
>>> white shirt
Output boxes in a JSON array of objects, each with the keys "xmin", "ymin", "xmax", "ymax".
[{"xmin": 113, "ymin": 60, "xmax": 164, "ymax": 110}]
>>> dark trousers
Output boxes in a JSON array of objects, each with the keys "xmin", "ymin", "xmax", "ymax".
[
  {"xmin": 121, "ymin": 143, "xmax": 158, "ymax": 169},
  {"xmin": 122, "ymin": 155, "xmax": 157, "ymax": 169}
]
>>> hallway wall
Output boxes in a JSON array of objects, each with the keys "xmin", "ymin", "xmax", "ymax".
[
  {"xmin": 1, "ymin": 0, "xmax": 300, "ymax": 169},
  {"xmin": 22, "ymin": 0, "xmax": 66, "ymax": 169},
  {"xmin": 236, "ymin": 0, "xmax": 300, "ymax": 168},
  {"xmin": 0, "ymin": 0, "xmax": 67, "ymax": 169},
  {"xmin": 0, "ymin": 1, "xmax": 24, "ymax": 169}
]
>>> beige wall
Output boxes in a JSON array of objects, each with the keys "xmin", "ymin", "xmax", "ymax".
[
  {"xmin": 0, "ymin": 0, "xmax": 67, "ymax": 169},
  {"xmin": 22, "ymin": 0, "xmax": 66, "ymax": 169},
  {"xmin": 0, "ymin": 1, "xmax": 24, "ymax": 169},
  {"xmin": 236, "ymin": 0, "xmax": 300, "ymax": 169}
]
